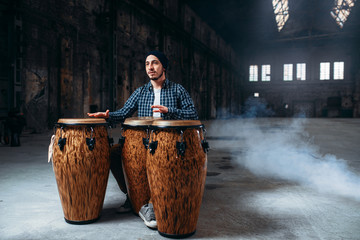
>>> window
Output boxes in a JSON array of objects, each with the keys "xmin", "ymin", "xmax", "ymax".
[
  {"xmin": 320, "ymin": 62, "xmax": 330, "ymax": 80},
  {"xmin": 249, "ymin": 65, "xmax": 258, "ymax": 82},
  {"xmin": 272, "ymin": 0, "xmax": 290, "ymax": 31},
  {"xmin": 283, "ymin": 64, "xmax": 293, "ymax": 81},
  {"xmin": 296, "ymin": 63, "xmax": 306, "ymax": 81},
  {"xmin": 261, "ymin": 65, "xmax": 271, "ymax": 81},
  {"xmin": 330, "ymin": 0, "xmax": 356, "ymax": 28},
  {"xmin": 334, "ymin": 61, "xmax": 344, "ymax": 80}
]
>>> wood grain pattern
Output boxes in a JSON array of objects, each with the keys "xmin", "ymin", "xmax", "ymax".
[
  {"xmin": 147, "ymin": 127, "xmax": 207, "ymax": 236},
  {"xmin": 52, "ymin": 123, "xmax": 110, "ymax": 223},
  {"xmin": 121, "ymin": 127, "xmax": 151, "ymax": 214}
]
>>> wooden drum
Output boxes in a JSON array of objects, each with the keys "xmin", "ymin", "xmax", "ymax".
[
  {"xmin": 147, "ymin": 120, "xmax": 209, "ymax": 238},
  {"xmin": 120, "ymin": 117, "xmax": 159, "ymax": 214},
  {"xmin": 52, "ymin": 118, "xmax": 111, "ymax": 224}
]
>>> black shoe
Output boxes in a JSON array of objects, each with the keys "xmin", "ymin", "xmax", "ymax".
[
  {"xmin": 116, "ymin": 194, "xmax": 132, "ymax": 213},
  {"xmin": 138, "ymin": 203, "xmax": 157, "ymax": 229}
]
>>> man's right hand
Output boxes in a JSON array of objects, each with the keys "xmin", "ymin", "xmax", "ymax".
[{"xmin": 87, "ymin": 109, "xmax": 110, "ymax": 118}]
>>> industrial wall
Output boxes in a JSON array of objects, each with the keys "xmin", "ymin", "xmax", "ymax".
[
  {"xmin": 242, "ymin": 35, "xmax": 360, "ymax": 118},
  {"xmin": 1, "ymin": 0, "xmax": 241, "ymax": 132}
]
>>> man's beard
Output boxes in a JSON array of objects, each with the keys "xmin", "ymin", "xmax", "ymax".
[{"xmin": 149, "ymin": 71, "xmax": 164, "ymax": 81}]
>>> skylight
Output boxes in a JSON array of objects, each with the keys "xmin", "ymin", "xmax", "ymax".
[
  {"xmin": 330, "ymin": 0, "xmax": 357, "ymax": 28},
  {"xmin": 272, "ymin": 0, "xmax": 289, "ymax": 32}
]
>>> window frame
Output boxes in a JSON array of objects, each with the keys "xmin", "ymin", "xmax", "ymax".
[
  {"xmin": 333, "ymin": 61, "xmax": 344, "ymax": 80},
  {"xmin": 249, "ymin": 65, "xmax": 259, "ymax": 82},
  {"xmin": 320, "ymin": 62, "xmax": 331, "ymax": 80},
  {"xmin": 283, "ymin": 63, "xmax": 293, "ymax": 81},
  {"xmin": 261, "ymin": 64, "xmax": 271, "ymax": 82},
  {"xmin": 296, "ymin": 63, "xmax": 306, "ymax": 81}
]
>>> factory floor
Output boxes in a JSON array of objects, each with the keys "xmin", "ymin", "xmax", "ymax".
[{"xmin": 1, "ymin": 118, "xmax": 360, "ymax": 240}]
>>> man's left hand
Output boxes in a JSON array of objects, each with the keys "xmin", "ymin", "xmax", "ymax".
[{"xmin": 151, "ymin": 105, "xmax": 168, "ymax": 114}]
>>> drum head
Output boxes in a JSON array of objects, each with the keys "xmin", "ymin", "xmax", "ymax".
[
  {"xmin": 57, "ymin": 118, "xmax": 108, "ymax": 125},
  {"xmin": 123, "ymin": 117, "xmax": 161, "ymax": 127},
  {"xmin": 151, "ymin": 120, "xmax": 202, "ymax": 128}
]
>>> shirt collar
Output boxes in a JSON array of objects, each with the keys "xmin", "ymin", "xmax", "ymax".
[{"xmin": 147, "ymin": 79, "xmax": 170, "ymax": 91}]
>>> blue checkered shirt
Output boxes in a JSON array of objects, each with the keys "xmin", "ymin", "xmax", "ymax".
[{"xmin": 108, "ymin": 79, "xmax": 198, "ymax": 123}]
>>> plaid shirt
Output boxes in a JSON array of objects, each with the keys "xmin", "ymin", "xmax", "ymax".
[{"xmin": 108, "ymin": 79, "xmax": 198, "ymax": 123}]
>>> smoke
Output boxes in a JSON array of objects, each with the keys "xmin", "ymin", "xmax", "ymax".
[
  {"xmin": 208, "ymin": 102, "xmax": 360, "ymax": 201},
  {"xmin": 242, "ymin": 97, "xmax": 275, "ymax": 118}
]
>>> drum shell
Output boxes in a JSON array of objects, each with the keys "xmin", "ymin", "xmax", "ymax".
[
  {"xmin": 147, "ymin": 126, "xmax": 207, "ymax": 236},
  {"xmin": 52, "ymin": 123, "xmax": 110, "ymax": 223},
  {"xmin": 121, "ymin": 126, "xmax": 151, "ymax": 214}
]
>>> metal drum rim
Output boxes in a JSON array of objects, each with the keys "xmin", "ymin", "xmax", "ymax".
[
  {"xmin": 150, "ymin": 119, "xmax": 203, "ymax": 129},
  {"xmin": 56, "ymin": 118, "xmax": 109, "ymax": 126},
  {"xmin": 122, "ymin": 117, "xmax": 162, "ymax": 127}
]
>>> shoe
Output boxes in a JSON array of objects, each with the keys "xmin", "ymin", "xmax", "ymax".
[
  {"xmin": 116, "ymin": 194, "xmax": 132, "ymax": 213},
  {"xmin": 139, "ymin": 203, "xmax": 157, "ymax": 229}
]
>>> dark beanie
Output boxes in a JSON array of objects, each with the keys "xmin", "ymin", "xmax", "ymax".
[{"xmin": 146, "ymin": 50, "xmax": 168, "ymax": 70}]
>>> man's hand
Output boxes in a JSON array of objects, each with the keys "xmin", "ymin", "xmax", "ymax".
[
  {"xmin": 87, "ymin": 109, "xmax": 110, "ymax": 118},
  {"xmin": 151, "ymin": 105, "xmax": 168, "ymax": 114}
]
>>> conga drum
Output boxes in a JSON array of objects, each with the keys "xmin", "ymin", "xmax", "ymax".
[
  {"xmin": 120, "ymin": 117, "xmax": 160, "ymax": 214},
  {"xmin": 147, "ymin": 120, "xmax": 209, "ymax": 238},
  {"xmin": 52, "ymin": 118, "xmax": 111, "ymax": 224}
]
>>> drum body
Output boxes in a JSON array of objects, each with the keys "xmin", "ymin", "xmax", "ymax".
[
  {"xmin": 147, "ymin": 120, "xmax": 207, "ymax": 238},
  {"xmin": 52, "ymin": 118, "xmax": 110, "ymax": 224},
  {"xmin": 121, "ymin": 117, "xmax": 159, "ymax": 214}
]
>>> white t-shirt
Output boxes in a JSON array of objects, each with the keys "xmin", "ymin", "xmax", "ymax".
[{"xmin": 153, "ymin": 89, "xmax": 161, "ymax": 117}]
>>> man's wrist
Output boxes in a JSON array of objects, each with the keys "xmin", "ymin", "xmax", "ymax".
[{"xmin": 166, "ymin": 107, "xmax": 174, "ymax": 114}]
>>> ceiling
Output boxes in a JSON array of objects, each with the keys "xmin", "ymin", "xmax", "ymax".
[{"xmin": 185, "ymin": 0, "xmax": 360, "ymax": 53}]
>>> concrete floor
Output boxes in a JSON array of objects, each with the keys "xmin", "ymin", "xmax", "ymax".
[{"xmin": 1, "ymin": 118, "xmax": 360, "ymax": 240}]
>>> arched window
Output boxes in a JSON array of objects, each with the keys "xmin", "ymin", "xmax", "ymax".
[
  {"xmin": 272, "ymin": 0, "xmax": 289, "ymax": 32},
  {"xmin": 330, "ymin": 0, "xmax": 356, "ymax": 28}
]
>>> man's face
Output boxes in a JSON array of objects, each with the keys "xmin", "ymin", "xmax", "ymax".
[{"xmin": 145, "ymin": 55, "xmax": 165, "ymax": 80}]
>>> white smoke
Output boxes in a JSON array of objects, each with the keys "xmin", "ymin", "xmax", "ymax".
[{"xmin": 208, "ymin": 117, "xmax": 360, "ymax": 201}]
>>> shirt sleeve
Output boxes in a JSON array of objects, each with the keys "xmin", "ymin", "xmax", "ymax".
[
  {"xmin": 165, "ymin": 84, "xmax": 199, "ymax": 120},
  {"xmin": 108, "ymin": 87, "xmax": 142, "ymax": 123}
]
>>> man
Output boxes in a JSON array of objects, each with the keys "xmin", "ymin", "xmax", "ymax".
[{"xmin": 88, "ymin": 50, "xmax": 198, "ymax": 229}]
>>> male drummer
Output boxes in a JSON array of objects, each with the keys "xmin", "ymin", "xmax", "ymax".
[{"xmin": 88, "ymin": 50, "xmax": 198, "ymax": 229}]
